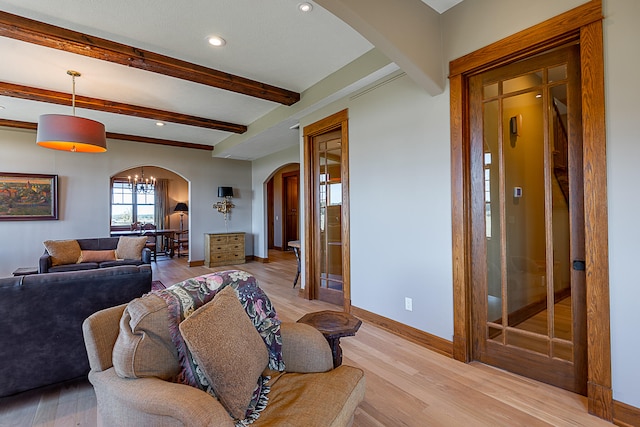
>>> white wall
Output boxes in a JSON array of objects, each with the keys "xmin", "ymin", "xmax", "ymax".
[
  {"xmin": 296, "ymin": 71, "xmax": 454, "ymax": 338},
  {"xmin": 0, "ymin": 128, "xmax": 252, "ymax": 277},
  {"xmin": 349, "ymin": 72, "xmax": 453, "ymax": 338},
  {"xmin": 603, "ymin": 0, "xmax": 640, "ymax": 409}
]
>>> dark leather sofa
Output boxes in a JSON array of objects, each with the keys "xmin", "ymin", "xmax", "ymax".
[
  {"xmin": 39, "ymin": 237, "xmax": 151, "ymax": 274},
  {"xmin": 0, "ymin": 264, "xmax": 152, "ymax": 397}
]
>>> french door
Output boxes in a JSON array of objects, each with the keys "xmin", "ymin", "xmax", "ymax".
[
  {"xmin": 303, "ymin": 109, "xmax": 350, "ymax": 309},
  {"xmin": 469, "ymin": 45, "xmax": 587, "ymax": 394}
]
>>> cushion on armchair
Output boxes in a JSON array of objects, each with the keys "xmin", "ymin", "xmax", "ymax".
[
  {"xmin": 113, "ymin": 294, "xmax": 180, "ymax": 380},
  {"xmin": 179, "ymin": 286, "xmax": 269, "ymax": 420}
]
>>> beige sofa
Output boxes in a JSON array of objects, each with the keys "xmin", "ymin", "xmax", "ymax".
[{"xmin": 83, "ymin": 302, "xmax": 366, "ymax": 426}]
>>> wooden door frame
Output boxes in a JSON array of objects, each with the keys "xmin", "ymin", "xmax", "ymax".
[
  {"xmin": 281, "ymin": 170, "xmax": 300, "ymax": 249},
  {"xmin": 449, "ymin": 1, "xmax": 611, "ymax": 420},
  {"xmin": 303, "ymin": 109, "xmax": 351, "ymax": 311}
]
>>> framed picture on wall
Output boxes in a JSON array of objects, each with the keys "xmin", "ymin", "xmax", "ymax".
[{"xmin": 0, "ymin": 173, "xmax": 58, "ymax": 221}]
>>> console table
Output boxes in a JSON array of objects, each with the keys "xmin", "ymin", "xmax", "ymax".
[{"xmin": 204, "ymin": 232, "xmax": 245, "ymax": 267}]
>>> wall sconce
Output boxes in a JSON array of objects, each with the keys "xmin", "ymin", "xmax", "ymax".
[{"xmin": 214, "ymin": 186, "xmax": 235, "ymax": 231}]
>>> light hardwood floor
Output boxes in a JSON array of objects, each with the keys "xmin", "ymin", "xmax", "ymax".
[{"xmin": 0, "ymin": 250, "xmax": 612, "ymax": 426}]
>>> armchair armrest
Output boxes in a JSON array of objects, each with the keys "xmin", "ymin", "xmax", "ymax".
[
  {"xmin": 280, "ymin": 322, "xmax": 333, "ymax": 373},
  {"xmin": 83, "ymin": 304, "xmax": 127, "ymax": 372},
  {"xmin": 89, "ymin": 369, "xmax": 234, "ymax": 427},
  {"xmin": 39, "ymin": 251, "xmax": 51, "ymax": 273}
]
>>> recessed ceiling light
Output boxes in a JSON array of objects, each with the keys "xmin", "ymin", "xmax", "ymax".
[
  {"xmin": 156, "ymin": 122, "xmax": 165, "ymax": 127},
  {"xmin": 207, "ymin": 35, "xmax": 226, "ymax": 47},
  {"xmin": 298, "ymin": 2, "xmax": 313, "ymax": 12}
]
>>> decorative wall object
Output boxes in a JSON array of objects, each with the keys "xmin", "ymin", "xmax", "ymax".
[{"xmin": 0, "ymin": 173, "xmax": 58, "ymax": 220}]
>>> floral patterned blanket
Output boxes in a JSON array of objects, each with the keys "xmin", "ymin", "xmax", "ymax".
[{"xmin": 152, "ymin": 270, "xmax": 284, "ymax": 425}]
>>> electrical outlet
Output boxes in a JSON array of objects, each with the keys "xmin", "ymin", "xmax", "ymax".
[{"xmin": 405, "ymin": 297, "xmax": 413, "ymax": 311}]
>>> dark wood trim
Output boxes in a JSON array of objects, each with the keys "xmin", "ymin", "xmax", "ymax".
[
  {"xmin": 281, "ymin": 170, "xmax": 300, "ymax": 250},
  {"xmin": 302, "ymin": 122, "xmax": 313, "ymax": 301},
  {"xmin": 0, "ymin": 11, "xmax": 299, "ymax": 106},
  {"xmin": 0, "ymin": 119, "xmax": 214, "ymax": 151},
  {"xmin": 303, "ymin": 109, "xmax": 349, "ymax": 306},
  {"xmin": 105, "ymin": 133, "xmax": 213, "ymax": 151},
  {"xmin": 613, "ymin": 400, "xmax": 640, "ymax": 427},
  {"xmin": 448, "ymin": 0, "xmax": 611, "ymax": 420},
  {"xmin": 351, "ymin": 306, "xmax": 453, "ymax": 358},
  {"xmin": 450, "ymin": 73, "xmax": 471, "ymax": 363},
  {"xmin": 581, "ymin": 19, "xmax": 612, "ymax": 421},
  {"xmin": 188, "ymin": 260, "xmax": 204, "ymax": 267},
  {"xmin": 340, "ymin": 120, "xmax": 351, "ymax": 312},
  {"xmin": 449, "ymin": 1, "xmax": 602, "ymax": 77},
  {"xmin": 0, "ymin": 81, "xmax": 246, "ymax": 134},
  {"xmin": 251, "ymin": 256, "xmax": 269, "ymax": 263}
]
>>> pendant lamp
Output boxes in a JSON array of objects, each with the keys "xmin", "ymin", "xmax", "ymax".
[{"xmin": 36, "ymin": 70, "xmax": 107, "ymax": 153}]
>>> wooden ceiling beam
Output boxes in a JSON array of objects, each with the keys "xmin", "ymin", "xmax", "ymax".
[
  {"xmin": 0, "ymin": 11, "xmax": 300, "ymax": 106},
  {"xmin": 0, "ymin": 119, "xmax": 215, "ymax": 151},
  {"xmin": 0, "ymin": 81, "xmax": 247, "ymax": 134}
]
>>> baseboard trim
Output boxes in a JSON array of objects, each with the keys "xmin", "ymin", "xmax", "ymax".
[
  {"xmin": 613, "ymin": 400, "xmax": 640, "ymax": 427},
  {"xmin": 188, "ymin": 259, "xmax": 204, "ymax": 267},
  {"xmin": 350, "ymin": 306, "xmax": 453, "ymax": 358},
  {"xmin": 251, "ymin": 255, "xmax": 269, "ymax": 263}
]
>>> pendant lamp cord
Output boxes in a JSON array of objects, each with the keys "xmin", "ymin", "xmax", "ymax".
[
  {"xmin": 67, "ymin": 70, "xmax": 81, "ymax": 117},
  {"xmin": 71, "ymin": 73, "xmax": 76, "ymax": 116}
]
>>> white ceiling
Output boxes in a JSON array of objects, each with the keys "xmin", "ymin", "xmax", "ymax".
[{"xmin": 0, "ymin": 0, "xmax": 461, "ymax": 160}]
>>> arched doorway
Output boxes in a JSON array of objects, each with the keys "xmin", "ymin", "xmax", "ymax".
[
  {"xmin": 265, "ymin": 163, "xmax": 300, "ymax": 251},
  {"xmin": 110, "ymin": 165, "xmax": 190, "ymax": 258}
]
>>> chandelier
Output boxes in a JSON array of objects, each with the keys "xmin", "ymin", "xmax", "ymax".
[{"xmin": 128, "ymin": 167, "xmax": 156, "ymax": 194}]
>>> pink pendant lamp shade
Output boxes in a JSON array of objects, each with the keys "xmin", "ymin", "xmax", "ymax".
[
  {"xmin": 36, "ymin": 114, "xmax": 107, "ymax": 153},
  {"xmin": 36, "ymin": 70, "xmax": 107, "ymax": 153}
]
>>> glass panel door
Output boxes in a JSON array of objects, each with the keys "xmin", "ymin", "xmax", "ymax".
[
  {"xmin": 315, "ymin": 129, "xmax": 344, "ymax": 305},
  {"xmin": 471, "ymin": 44, "xmax": 586, "ymax": 394}
]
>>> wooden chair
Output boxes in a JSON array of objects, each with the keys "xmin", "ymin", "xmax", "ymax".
[
  {"xmin": 141, "ymin": 223, "xmax": 157, "ymax": 261},
  {"xmin": 173, "ymin": 230, "xmax": 188, "ymax": 258}
]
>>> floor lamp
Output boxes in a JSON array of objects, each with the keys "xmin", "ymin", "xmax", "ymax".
[{"xmin": 174, "ymin": 202, "xmax": 188, "ymax": 257}]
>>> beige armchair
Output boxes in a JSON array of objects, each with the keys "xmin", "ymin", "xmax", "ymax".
[{"xmin": 83, "ymin": 304, "xmax": 365, "ymax": 426}]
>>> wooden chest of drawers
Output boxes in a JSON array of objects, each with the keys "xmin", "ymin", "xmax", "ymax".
[{"xmin": 204, "ymin": 232, "xmax": 246, "ymax": 267}]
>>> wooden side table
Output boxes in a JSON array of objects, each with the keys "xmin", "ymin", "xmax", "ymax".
[
  {"xmin": 297, "ymin": 310, "xmax": 362, "ymax": 368},
  {"xmin": 13, "ymin": 267, "xmax": 38, "ymax": 276}
]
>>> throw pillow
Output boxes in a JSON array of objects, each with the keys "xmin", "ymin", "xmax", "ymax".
[
  {"xmin": 78, "ymin": 249, "xmax": 117, "ymax": 263},
  {"xmin": 43, "ymin": 239, "xmax": 81, "ymax": 266},
  {"xmin": 179, "ymin": 286, "xmax": 269, "ymax": 420},
  {"xmin": 115, "ymin": 236, "xmax": 147, "ymax": 260},
  {"xmin": 113, "ymin": 294, "xmax": 181, "ymax": 380}
]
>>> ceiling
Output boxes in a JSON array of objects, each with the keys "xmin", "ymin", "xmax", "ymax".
[{"xmin": 0, "ymin": 0, "xmax": 462, "ymax": 160}]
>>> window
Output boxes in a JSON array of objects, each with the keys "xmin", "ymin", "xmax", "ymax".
[{"xmin": 111, "ymin": 179, "xmax": 155, "ymax": 227}]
